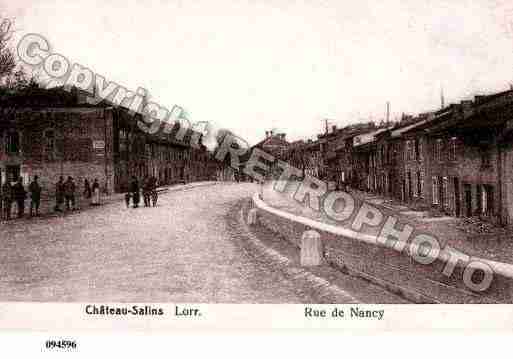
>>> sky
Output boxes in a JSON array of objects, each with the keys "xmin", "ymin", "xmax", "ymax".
[{"xmin": 2, "ymin": 0, "xmax": 513, "ymax": 145}]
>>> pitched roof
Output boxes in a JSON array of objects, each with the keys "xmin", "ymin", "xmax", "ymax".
[{"xmin": 253, "ymin": 134, "xmax": 290, "ymax": 149}]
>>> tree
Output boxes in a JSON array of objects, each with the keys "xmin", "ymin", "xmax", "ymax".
[{"xmin": 0, "ymin": 17, "xmax": 16, "ymax": 82}]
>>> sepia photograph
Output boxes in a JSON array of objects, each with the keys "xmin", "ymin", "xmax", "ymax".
[{"xmin": 1, "ymin": 1, "xmax": 513, "ymax": 343}]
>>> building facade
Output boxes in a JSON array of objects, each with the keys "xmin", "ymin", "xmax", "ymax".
[
  {"xmin": 0, "ymin": 88, "xmax": 220, "ymax": 196},
  {"xmin": 337, "ymin": 90, "xmax": 513, "ymax": 227}
]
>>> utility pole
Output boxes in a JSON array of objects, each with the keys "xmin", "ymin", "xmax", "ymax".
[
  {"xmin": 441, "ymin": 87, "xmax": 445, "ymax": 109},
  {"xmin": 386, "ymin": 102, "xmax": 390, "ymax": 123}
]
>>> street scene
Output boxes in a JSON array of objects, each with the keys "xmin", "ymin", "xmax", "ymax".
[{"xmin": 0, "ymin": 182, "xmax": 406, "ymax": 303}]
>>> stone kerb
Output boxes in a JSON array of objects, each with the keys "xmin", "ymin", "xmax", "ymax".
[
  {"xmin": 251, "ymin": 192, "xmax": 513, "ymax": 303},
  {"xmin": 300, "ymin": 230, "xmax": 324, "ymax": 266}
]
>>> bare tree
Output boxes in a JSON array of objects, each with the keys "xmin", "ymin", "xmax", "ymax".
[{"xmin": 0, "ymin": 17, "xmax": 16, "ymax": 81}]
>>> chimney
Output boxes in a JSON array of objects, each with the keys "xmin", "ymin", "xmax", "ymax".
[
  {"xmin": 332, "ymin": 125, "xmax": 337, "ymax": 133},
  {"xmin": 265, "ymin": 131, "xmax": 269, "ymax": 138}
]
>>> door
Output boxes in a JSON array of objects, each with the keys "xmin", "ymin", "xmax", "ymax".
[
  {"xmin": 464, "ymin": 184, "xmax": 472, "ymax": 217},
  {"xmin": 454, "ymin": 177, "xmax": 460, "ymax": 217},
  {"xmin": 407, "ymin": 171, "xmax": 412, "ymax": 200},
  {"xmin": 438, "ymin": 176, "xmax": 444, "ymax": 208},
  {"xmin": 388, "ymin": 172, "xmax": 393, "ymax": 196}
]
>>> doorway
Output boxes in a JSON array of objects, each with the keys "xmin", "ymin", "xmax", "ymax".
[
  {"xmin": 464, "ymin": 184, "xmax": 472, "ymax": 217},
  {"xmin": 454, "ymin": 177, "xmax": 460, "ymax": 217},
  {"xmin": 438, "ymin": 176, "xmax": 444, "ymax": 209},
  {"xmin": 407, "ymin": 171, "xmax": 412, "ymax": 200}
]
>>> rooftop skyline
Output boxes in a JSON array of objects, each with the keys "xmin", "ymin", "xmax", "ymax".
[{"xmin": 3, "ymin": 0, "xmax": 513, "ymax": 145}]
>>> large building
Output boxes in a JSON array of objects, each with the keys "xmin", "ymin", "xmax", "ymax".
[
  {"xmin": 281, "ymin": 139, "xmax": 322, "ymax": 178},
  {"xmin": 0, "ymin": 87, "xmax": 221, "ymax": 195},
  {"xmin": 253, "ymin": 130, "xmax": 290, "ymax": 158},
  {"xmin": 337, "ymin": 89, "xmax": 513, "ymax": 228}
]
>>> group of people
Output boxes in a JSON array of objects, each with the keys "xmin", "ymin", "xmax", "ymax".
[
  {"xmin": 0, "ymin": 176, "xmax": 38, "ymax": 220},
  {"xmin": 125, "ymin": 176, "xmax": 159, "ymax": 209},
  {"xmin": 54, "ymin": 177, "xmax": 101, "ymax": 212},
  {"xmin": 0, "ymin": 175, "xmax": 102, "ymax": 220}
]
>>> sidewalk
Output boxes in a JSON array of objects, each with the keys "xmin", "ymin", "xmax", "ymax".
[
  {"xmin": 262, "ymin": 181, "xmax": 513, "ymax": 265},
  {"xmin": 0, "ymin": 181, "xmax": 218, "ymax": 225}
]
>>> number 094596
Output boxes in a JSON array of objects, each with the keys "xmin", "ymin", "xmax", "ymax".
[{"xmin": 45, "ymin": 340, "xmax": 77, "ymax": 350}]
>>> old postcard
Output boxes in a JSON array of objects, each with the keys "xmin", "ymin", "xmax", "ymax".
[{"xmin": 1, "ymin": 0, "xmax": 513, "ymax": 348}]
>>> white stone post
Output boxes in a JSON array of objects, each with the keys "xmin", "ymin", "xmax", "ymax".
[
  {"xmin": 300, "ymin": 230, "xmax": 324, "ymax": 266},
  {"xmin": 247, "ymin": 208, "xmax": 258, "ymax": 225}
]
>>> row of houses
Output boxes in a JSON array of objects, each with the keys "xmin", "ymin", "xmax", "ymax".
[
  {"xmin": 259, "ymin": 89, "xmax": 513, "ymax": 228},
  {"xmin": 342, "ymin": 91, "xmax": 513, "ymax": 229},
  {"xmin": 0, "ymin": 87, "xmax": 223, "ymax": 195}
]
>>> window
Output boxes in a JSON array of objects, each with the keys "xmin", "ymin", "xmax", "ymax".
[
  {"xmin": 119, "ymin": 129, "xmax": 128, "ymax": 152},
  {"xmin": 405, "ymin": 140, "xmax": 412, "ymax": 161},
  {"xmin": 432, "ymin": 176, "xmax": 439, "ymax": 204},
  {"xmin": 435, "ymin": 139, "xmax": 443, "ymax": 162},
  {"xmin": 5, "ymin": 131, "xmax": 20, "ymax": 154},
  {"xmin": 480, "ymin": 147, "xmax": 491, "ymax": 168},
  {"xmin": 442, "ymin": 177, "xmax": 448, "ymax": 208},
  {"xmin": 417, "ymin": 171, "xmax": 422, "ymax": 197},
  {"xmin": 449, "ymin": 137, "xmax": 458, "ymax": 161},
  {"xmin": 415, "ymin": 139, "xmax": 421, "ymax": 161}
]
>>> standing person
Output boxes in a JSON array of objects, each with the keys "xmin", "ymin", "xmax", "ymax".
[
  {"xmin": 142, "ymin": 176, "xmax": 151, "ymax": 207},
  {"xmin": 64, "ymin": 176, "xmax": 76, "ymax": 211},
  {"xmin": 29, "ymin": 175, "xmax": 42, "ymax": 217},
  {"xmin": 2, "ymin": 179, "xmax": 12, "ymax": 220},
  {"xmin": 12, "ymin": 177, "xmax": 27, "ymax": 219},
  {"xmin": 0, "ymin": 178, "xmax": 3, "ymax": 219},
  {"xmin": 129, "ymin": 176, "xmax": 140, "ymax": 208},
  {"xmin": 55, "ymin": 176, "xmax": 65, "ymax": 212},
  {"xmin": 124, "ymin": 191, "xmax": 131, "ymax": 208},
  {"xmin": 91, "ymin": 178, "xmax": 100, "ymax": 206},
  {"xmin": 83, "ymin": 179, "xmax": 92, "ymax": 200},
  {"xmin": 151, "ymin": 176, "xmax": 158, "ymax": 207}
]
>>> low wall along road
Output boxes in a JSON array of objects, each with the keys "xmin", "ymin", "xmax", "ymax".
[{"xmin": 250, "ymin": 192, "xmax": 513, "ymax": 304}]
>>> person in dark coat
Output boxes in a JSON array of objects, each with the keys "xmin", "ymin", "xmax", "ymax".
[
  {"xmin": 2, "ymin": 180, "xmax": 12, "ymax": 220},
  {"xmin": 91, "ymin": 178, "xmax": 101, "ymax": 205},
  {"xmin": 142, "ymin": 176, "xmax": 151, "ymax": 207},
  {"xmin": 129, "ymin": 176, "xmax": 140, "ymax": 208},
  {"xmin": 29, "ymin": 175, "xmax": 42, "ymax": 217},
  {"xmin": 64, "ymin": 176, "xmax": 76, "ymax": 211},
  {"xmin": 0, "ymin": 179, "xmax": 3, "ymax": 218},
  {"xmin": 55, "ymin": 176, "xmax": 65, "ymax": 212},
  {"xmin": 124, "ymin": 191, "xmax": 131, "ymax": 208},
  {"xmin": 12, "ymin": 177, "xmax": 27, "ymax": 218},
  {"xmin": 83, "ymin": 179, "xmax": 92, "ymax": 199},
  {"xmin": 150, "ymin": 176, "xmax": 158, "ymax": 207}
]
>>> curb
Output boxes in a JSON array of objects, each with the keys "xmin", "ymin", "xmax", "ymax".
[
  {"xmin": 252, "ymin": 192, "xmax": 513, "ymax": 303},
  {"xmin": 237, "ymin": 206, "xmax": 360, "ymax": 304}
]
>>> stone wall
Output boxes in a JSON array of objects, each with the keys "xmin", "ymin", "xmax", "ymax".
[{"xmin": 252, "ymin": 193, "xmax": 513, "ymax": 303}]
